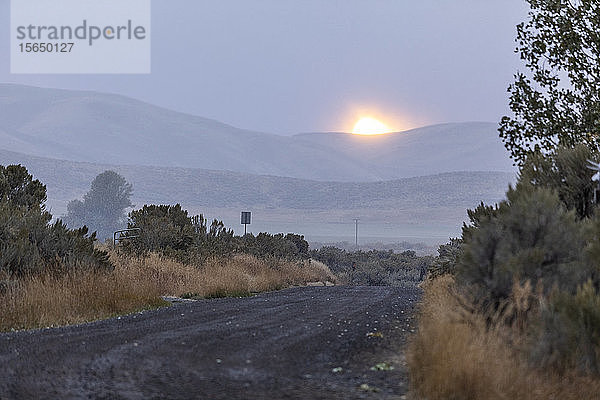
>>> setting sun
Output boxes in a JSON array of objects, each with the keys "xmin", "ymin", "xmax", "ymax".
[{"xmin": 352, "ymin": 117, "xmax": 391, "ymax": 135}]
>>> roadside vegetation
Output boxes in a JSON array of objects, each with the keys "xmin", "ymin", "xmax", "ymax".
[
  {"xmin": 408, "ymin": 275, "xmax": 600, "ymax": 399},
  {"xmin": 409, "ymin": 1, "xmax": 600, "ymax": 397},
  {"xmin": 409, "ymin": 147, "xmax": 600, "ymax": 398},
  {"xmin": 123, "ymin": 203, "xmax": 311, "ymax": 263},
  {"xmin": 0, "ymin": 164, "xmax": 427, "ymax": 332},
  {"xmin": 409, "ymin": 138, "xmax": 600, "ymax": 398},
  {"xmin": 0, "ymin": 166, "xmax": 334, "ymax": 332},
  {"xmin": 311, "ymin": 246, "xmax": 431, "ymax": 286},
  {"xmin": 0, "ymin": 250, "xmax": 332, "ymax": 332}
]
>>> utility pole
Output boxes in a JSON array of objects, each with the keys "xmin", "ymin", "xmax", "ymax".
[{"xmin": 354, "ymin": 218, "xmax": 359, "ymax": 249}]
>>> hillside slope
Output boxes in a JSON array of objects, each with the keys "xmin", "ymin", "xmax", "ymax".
[
  {"xmin": 0, "ymin": 148, "xmax": 514, "ymax": 212},
  {"xmin": 0, "ymin": 84, "xmax": 514, "ymax": 181},
  {"xmin": 294, "ymin": 122, "xmax": 514, "ymax": 180}
]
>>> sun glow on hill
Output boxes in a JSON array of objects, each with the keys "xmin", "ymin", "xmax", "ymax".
[{"xmin": 352, "ymin": 117, "xmax": 391, "ymax": 135}]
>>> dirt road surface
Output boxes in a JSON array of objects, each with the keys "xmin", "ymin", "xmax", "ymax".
[{"xmin": 0, "ymin": 286, "xmax": 420, "ymax": 399}]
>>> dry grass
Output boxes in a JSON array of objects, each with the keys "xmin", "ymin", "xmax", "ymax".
[
  {"xmin": 407, "ymin": 276, "xmax": 600, "ymax": 400},
  {"xmin": 0, "ymin": 251, "xmax": 335, "ymax": 332}
]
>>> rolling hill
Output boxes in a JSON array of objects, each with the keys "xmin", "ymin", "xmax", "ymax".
[
  {"xmin": 0, "ymin": 148, "xmax": 513, "ymax": 212},
  {"xmin": 0, "ymin": 84, "xmax": 515, "ymax": 182}
]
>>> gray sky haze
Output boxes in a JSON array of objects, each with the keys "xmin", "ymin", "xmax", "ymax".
[{"xmin": 0, "ymin": 0, "xmax": 530, "ymax": 134}]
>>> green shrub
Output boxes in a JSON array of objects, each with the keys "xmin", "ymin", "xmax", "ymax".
[
  {"xmin": 125, "ymin": 204, "xmax": 308, "ymax": 264},
  {"xmin": 240, "ymin": 233, "xmax": 309, "ymax": 260},
  {"xmin": 0, "ymin": 164, "xmax": 47, "ymax": 209},
  {"xmin": 583, "ymin": 212, "xmax": 600, "ymax": 285},
  {"xmin": 428, "ymin": 238, "xmax": 462, "ymax": 279},
  {"xmin": 0, "ymin": 165, "xmax": 111, "ymax": 277},
  {"xmin": 435, "ymin": 146, "xmax": 600, "ymax": 377},
  {"xmin": 204, "ymin": 219, "xmax": 235, "ymax": 258},
  {"xmin": 457, "ymin": 183, "xmax": 585, "ymax": 306},
  {"xmin": 310, "ymin": 247, "xmax": 432, "ymax": 286},
  {"xmin": 127, "ymin": 204, "xmax": 199, "ymax": 254}
]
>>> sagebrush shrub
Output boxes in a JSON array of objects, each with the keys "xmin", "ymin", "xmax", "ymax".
[
  {"xmin": 458, "ymin": 183, "xmax": 585, "ymax": 306},
  {"xmin": 0, "ymin": 165, "xmax": 111, "ymax": 277},
  {"xmin": 125, "ymin": 204, "xmax": 310, "ymax": 264},
  {"xmin": 444, "ymin": 155, "xmax": 600, "ymax": 376},
  {"xmin": 310, "ymin": 247, "xmax": 431, "ymax": 286},
  {"xmin": 428, "ymin": 238, "xmax": 462, "ymax": 279}
]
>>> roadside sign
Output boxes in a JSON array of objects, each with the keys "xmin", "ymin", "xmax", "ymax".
[
  {"xmin": 241, "ymin": 211, "xmax": 251, "ymax": 235},
  {"xmin": 241, "ymin": 212, "xmax": 251, "ymax": 225}
]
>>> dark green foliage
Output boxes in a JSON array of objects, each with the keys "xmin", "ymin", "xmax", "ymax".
[
  {"xmin": 127, "ymin": 204, "xmax": 199, "ymax": 254},
  {"xmin": 445, "ymin": 151, "xmax": 600, "ymax": 375},
  {"xmin": 583, "ymin": 212, "xmax": 600, "ymax": 285},
  {"xmin": 281, "ymin": 233, "xmax": 309, "ymax": 258},
  {"xmin": 204, "ymin": 219, "xmax": 235, "ymax": 259},
  {"xmin": 0, "ymin": 164, "xmax": 46, "ymax": 209},
  {"xmin": 456, "ymin": 147, "xmax": 600, "ymax": 302},
  {"xmin": 0, "ymin": 164, "xmax": 111, "ymax": 277},
  {"xmin": 490, "ymin": 6, "xmax": 600, "ymax": 374},
  {"xmin": 125, "ymin": 203, "xmax": 308, "ymax": 264},
  {"xmin": 520, "ymin": 145, "xmax": 599, "ymax": 218},
  {"xmin": 462, "ymin": 202, "xmax": 499, "ymax": 242},
  {"xmin": 458, "ymin": 183, "xmax": 585, "ymax": 305},
  {"xmin": 310, "ymin": 246, "xmax": 346, "ymax": 269},
  {"xmin": 240, "ymin": 233, "xmax": 310, "ymax": 260},
  {"xmin": 0, "ymin": 201, "xmax": 51, "ymax": 276},
  {"xmin": 63, "ymin": 170, "xmax": 133, "ymax": 240},
  {"xmin": 458, "ymin": 9, "xmax": 600, "ymax": 370},
  {"xmin": 428, "ymin": 238, "xmax": 462, "ymax": 279},
  {"xmin": 311, "ymin": 247, "xmax": 432, "ymax": 286},
  {"xmin": 499, "ymin": 1, "xmax": 600, "ymax": 165},
  {"xmin": 36, "ymin": 222, "xmax": 111, "ymax": 273}
]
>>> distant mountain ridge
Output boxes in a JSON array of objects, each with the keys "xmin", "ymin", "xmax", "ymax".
[
  {"xmin": 0, "ymin": 148, "xmax": 514, "ymax": 214},
  {"xmin": 0, "ymin": 84, "xmax": 515, "ymax": 182}
]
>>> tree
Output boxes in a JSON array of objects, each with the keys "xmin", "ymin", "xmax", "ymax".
[
  {"xmin": 0, "ymin": 164, "xmax": 46, "ymax": 209},
  {"xmin": 520, "ymin": 145, "xmax": 599, "ymax": 218},
  {"xmin": 428, "ymin": 238, "xmax": 463, "ymax": 279},
  {"xmin": 499, "ymin": 0, "xmax": 600, "ymax": 165},
  {"xmin": 63, "ymin": 171, "xmax": 133, "ymax": 240}
]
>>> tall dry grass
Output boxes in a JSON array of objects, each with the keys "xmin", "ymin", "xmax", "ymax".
[
  {"xmin": 407, "ymin": 276, "xmax": 600, "ymax": 400},
  {"xmin": 0, "ymin": 251, "xmax": 335, "ymax": 332}
]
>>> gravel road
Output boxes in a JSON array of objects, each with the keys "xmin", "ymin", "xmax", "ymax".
[{"xmin": 0, "ymin": 286, "xmax": 420, "ymax": 399}]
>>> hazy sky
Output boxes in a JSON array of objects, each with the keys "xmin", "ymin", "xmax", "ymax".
[{"xmin": 0, "ymin": 0, "xmax": 530, "ymax": 134}]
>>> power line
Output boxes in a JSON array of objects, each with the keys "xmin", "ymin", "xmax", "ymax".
[{"xmin": 353, "ymin": 218, "xmax": 359, "ymax": 248}]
